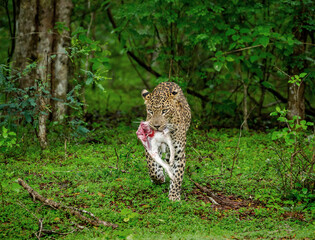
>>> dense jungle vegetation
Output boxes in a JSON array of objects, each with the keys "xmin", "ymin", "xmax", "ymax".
[{"xmin": 0, "ymin": 0, "xmax": 314, "ymax": 239}]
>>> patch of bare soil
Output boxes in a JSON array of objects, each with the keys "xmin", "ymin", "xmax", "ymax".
[
  {"xmin": 189, "ymin": 179, "xmax": 260, "ymax": 210},
  {"xmin": 188, "ymin": 179, "xmax": 306, "ymax": 222}
]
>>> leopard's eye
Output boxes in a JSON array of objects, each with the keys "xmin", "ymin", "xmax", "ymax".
[
  {"xmin": 162, "ymin": 109, "xmax": 168, "ymax": 114},
  {"xmin": 147, "ymin": 109, "xmax": 153, "ymax": 115}
]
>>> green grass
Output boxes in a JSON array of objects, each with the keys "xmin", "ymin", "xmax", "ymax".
[{"xmin": 1, "ymin": 126, "xmax": 314, "ymax": 239}]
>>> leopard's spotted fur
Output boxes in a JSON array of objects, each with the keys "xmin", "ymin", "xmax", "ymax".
[{"xmin": 141, "ymin": 82, "xmax": 191, "ymax": 201}]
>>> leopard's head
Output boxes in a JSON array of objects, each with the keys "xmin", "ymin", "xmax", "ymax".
[{"xmin": 141, "ymin": 82, "xmax": 181, "ymax": 131}]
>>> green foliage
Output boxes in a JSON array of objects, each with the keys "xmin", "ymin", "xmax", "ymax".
[
  {"xmin": 0, "ymin": 63, "xmax": 47, "ymax": 128},
  {"xmin": 269, "ymin": 74, "xmax": 314, "ymax": 203},
  {"xmin": 105, "ymin": 0, "xmax": 315, "ymax": 126},
  {"xmin": 0, "ymin": 126, "xmax": 19, "ymax": 157},
  {"xmin": 69, "ymin": 26, "xmax": 110, "ymax": 91},
  {"xmin": 288, "ymin": 72, "xmax": 307, "ymax": 86}
]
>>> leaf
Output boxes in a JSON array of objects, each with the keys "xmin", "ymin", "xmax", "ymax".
[
  {"xmin": 240, "ymin": 28, "xmax": 250, "ymax": 34},
  {"xmin": 71, "ymin": 27, "xmax": 87, "ymax": 36},
  {"xmin": 226, "ymin": 56, "xmax": 234, "ymax": 62},
  {"xmin": 226, "ymin": 29, "xmax": 236, "ymax": 36},
  {"xmin": 76, "ymin": 126, "xmax": 90, "ymax": 135},
  {"xmin": 96, "ymin": 83, "xmax": 105, "ymax": 92},
  {"xmin": 121, "ymin": 208, "xmax": 132, "ymax": 215},
  {"xmin": 276, "ymin": 107, "xmax": 281, "ymax": 112},
  {"xmin": 259, "ymin": 36, "xmax": 269, "ymax": 48},
  {"xmin": 86, "ymin": 77, "xmax": 93, "ymax": 85},
  {"xmin": 261, "ymin": 81, "xmax": 275, "ymax": 90},
  {"xmin": 250, "ymin": 55, "xmax": 259, "ymax": 63},
  {"xmin": 214, "ymin": 62, "xmax": 223, "ymax": 72},
  {"xmin": 242, "ymin": 36, "xmax": 252, "ymax": 43},
  {"xmin": 302, "ymin": 188, "xmax": 308, "ymax": 194},
  {"xmin": 232, "ymin": 35, "xmax": 240, "ymax": 41},
  {"xmin": 2, "ymin": 126, "xmax": 7, "ymax": 134},
  {"xmin": 97, "ymin": 192, "xmax": 105, "ymax": 197},
  {"xmin": 29, "ymin": 98, "xmax": 36, "ymax": 107},
  {"xmin": 215, "ymin": 51, "xmax": 223, "ymax": 57},
  {"xmin": 277, "ymin": 116, "xmax": 286, "ymax": 122},
  {"xmin": 299, "ymin": 72, "xmax": 307, "ymax": 78}
]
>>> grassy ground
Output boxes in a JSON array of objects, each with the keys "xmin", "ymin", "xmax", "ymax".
[{"xmin": 1, "ymin": 126, "xmax": 314, "ymax": 239}]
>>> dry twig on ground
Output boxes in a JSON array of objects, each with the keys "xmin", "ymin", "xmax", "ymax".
[{"xmin": 17, "ymin": 178, "xmax": 118, "ymax": 229}]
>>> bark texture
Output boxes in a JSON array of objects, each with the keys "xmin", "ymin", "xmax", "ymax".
[
  {"xmin": 36, "ymin": 0, "xmax": 55, "ymax": 149},
  {"xmin": 12, "ymin": 0, "xmax": 37, "ymax": 88},
  {"xmin": 287, "ymin": 7, "xmax": 308, "ymax": 121},
  {"xmin": 287, "ymin": 82, "xmax": 305, "ymax": 120},
  {"xmin": 12, "ymin": 0, "xmax": 73, "ymax": 148},
  {"xmin": 52, "ymin": 0, "xmax": 73, "ymax": 120}
]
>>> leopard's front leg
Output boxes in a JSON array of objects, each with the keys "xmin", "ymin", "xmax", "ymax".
[
  {"xmin": 145, "ymin": 150, "xmax": 165, "ymax": 184},
  {"xmin": 168, "ymin": 140, "xmax": 186, "ymax": 201}
]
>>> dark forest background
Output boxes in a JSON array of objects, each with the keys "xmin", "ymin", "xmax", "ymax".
[{"xmin": 1, "ymin": 0, "xmax": 314, "ymax": 142}]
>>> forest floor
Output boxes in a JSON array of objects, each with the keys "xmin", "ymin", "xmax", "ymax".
[{"xmin": 1, "ymin": 125, "xmax": 314, "ymax": 239}]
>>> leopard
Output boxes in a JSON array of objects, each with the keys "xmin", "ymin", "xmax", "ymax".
[{"xmin": 141, "ymin": 82, "xmax": 191, "ymax": 201}]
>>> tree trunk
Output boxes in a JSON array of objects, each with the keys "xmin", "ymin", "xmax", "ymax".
[
  {"xmin": 12, "ymin": 0, "xmax": 73, "ymax": 149},
  {"xmin": 36, "ymin": 0, "xmax": 55, "ymax": 149},
  {"xmin": 287, "ymin": 82, "xmax": 305, "ymax": 121},
  {"xmin": 52, "ymin": 0, "xmax": 73, "ymax": 121},
  {"xmin": 239, "ymin": 66, "xmax": 249, "ymax": 130},
  {"xmin": 243, "ymin": 82, "xmax": 249, "ymax": 131},
  {"xmin": 12, "ymin": 0, "xmax": 37, "ymax": 88},
  {"xmin": 287, "ymin": 6, "xmax": 308, "ymax": 121}
]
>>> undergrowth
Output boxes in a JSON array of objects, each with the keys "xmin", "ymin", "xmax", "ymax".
[{"xmin": 0, "ymin": 126, "xmax": 314, "ymax": 239}]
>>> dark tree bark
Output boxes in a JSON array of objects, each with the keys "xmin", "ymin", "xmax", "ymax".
[
  {"xmin": 12, "ymin": 0, "xmax": 38, "ymax": 88},
  {"xmin": 12, "ymin": 0, "xmax": 73, "ymax": 148},
  {"xmin": 287, "ymin": 28, "xmax": 307, "ymax": 121},
  {"xmin": 287, "ymin": 81, "xmax": 306, "ymax": 120},
  {"xmin": 287, "ymin": 6, "xmax": 309, "ymax": 121}
]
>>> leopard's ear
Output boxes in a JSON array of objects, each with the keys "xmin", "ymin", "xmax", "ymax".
[
  {"xmin": 141, "ymin": 89, "xmax": 150, "ymax": 100},
  {"xmin": 171, "ymin": 90, "xmax": 178, "ymax": 96},
  {"xmin": 170, "ymin": 89, "xmax": 180, "ymax": 101}
]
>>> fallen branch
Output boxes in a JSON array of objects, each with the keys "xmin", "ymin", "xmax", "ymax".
[
  {"xmin": 190, "ymin": 178, "xmax": 248, "ymax": 209},
  {"xmin": 208, "ymin": 196, "xmax": 219, "ymax": 205},
  {"xmin": 189, "ymin": 178, "xmax": 221, "ymax": 205},
  {"xmin": 17, "ymin": 178, "xmax": 118, "ymax": 229}
]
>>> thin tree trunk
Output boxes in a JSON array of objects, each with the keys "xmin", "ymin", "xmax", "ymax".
[
  {"xmin": 239, "ymin": 66, "xmax": 249, "ymax": 130},
  {"xmin": 243, "ymin": 82, "xmax": 249, "ymax": 131},
  {"xmin": 52, "ymin": 0, "xmax": 73, "ymax": 121},
  {"xmin": 287, "ymin": 82, "xmax": 305, "ymax": 121},
  {"xmin": 12, "ymin": 0, "xmax": 37, "ymax": 88},
  {"xmin": 287, "ymin": 5, "xmax": 308, "ymax": 121},
  {"xmin": 36, "ymin": 0, "xmax": 55, "ymax": 149}
]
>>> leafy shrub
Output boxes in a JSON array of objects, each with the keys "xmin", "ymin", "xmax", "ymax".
[
  {"xmin": 0, "ymin": 126, "xmax": 19, "ymax": 158},
  {"xmin": 269, "ymin": 76, "xmax": 314, "ymax": 204}
]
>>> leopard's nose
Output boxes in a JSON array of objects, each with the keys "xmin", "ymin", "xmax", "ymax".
[{"xmin": 154, "ymin": 125, "xmax": 160, "ymax": 130}]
